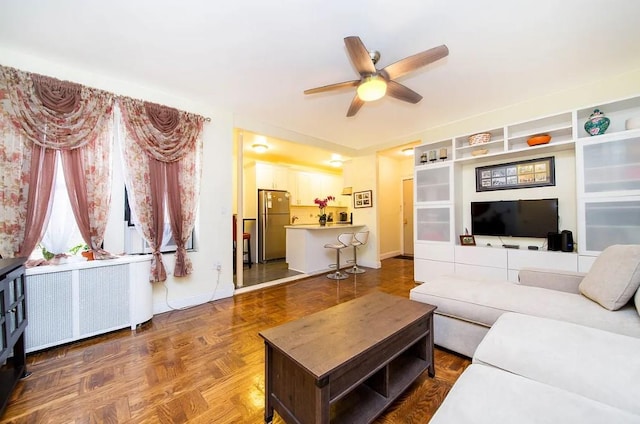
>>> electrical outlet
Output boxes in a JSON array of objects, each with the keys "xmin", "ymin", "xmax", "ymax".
[{"xmin": 215, "ymin": 262, "xmax": 221, "ymax": 271}]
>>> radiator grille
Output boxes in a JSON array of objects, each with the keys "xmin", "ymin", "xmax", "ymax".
[
  {"xmin": 25, "ymin": 271, "xmax": 74, "ymax": 350},
  {"xmin": 78, "ymin": 265, "xmax": 130, "ymax": 335}
]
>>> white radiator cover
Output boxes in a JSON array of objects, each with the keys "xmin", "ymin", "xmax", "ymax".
[{"xmin": 25, "ymin": 257, "xmax": 152, "ymax": 353}]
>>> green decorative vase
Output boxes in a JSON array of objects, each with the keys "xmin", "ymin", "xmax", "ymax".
[{"xmin": 584, "ymin": 109, "xmax": 610, "ymax": 136}]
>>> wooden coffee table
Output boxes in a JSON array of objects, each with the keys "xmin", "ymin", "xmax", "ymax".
[{"xmin": 259, "ymin": 291, "xmax": 436, "ymax": 424}]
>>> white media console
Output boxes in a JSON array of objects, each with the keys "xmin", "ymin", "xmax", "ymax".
[{"xmin": 414, "ymin": 244, "xmax": 596, "ymax": 284}]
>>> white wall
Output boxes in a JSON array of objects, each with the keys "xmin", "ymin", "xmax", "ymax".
[
  {"xmin": 349, "ymin": 154, "xmax": 380, "ymax": 269},
  {"xmin": 378, "ymin": 155, "xmax": 402, "ymax": 259},
  {"xmin": 0, "ymin": 47, "xmax": 237, "ymax": 313}
]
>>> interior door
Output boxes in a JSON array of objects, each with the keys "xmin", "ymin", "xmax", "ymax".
[{"xmin": 402, "ymin": 178, "xmax": 414, "ymax": 256}]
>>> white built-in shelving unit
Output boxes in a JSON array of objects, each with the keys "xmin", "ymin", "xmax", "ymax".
[{"xmin": 414, "ymin": 94, "xmax": 640, "ymax": 282}]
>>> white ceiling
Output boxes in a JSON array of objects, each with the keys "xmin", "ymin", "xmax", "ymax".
[{"xmin": 1, "ymin": 0, "xmax": 640, "ymax": 161}]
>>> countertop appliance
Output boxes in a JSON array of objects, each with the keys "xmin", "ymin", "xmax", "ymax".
[{"xmin": 258, "ymin": 189, "xmax": 290, "ymax": 263}]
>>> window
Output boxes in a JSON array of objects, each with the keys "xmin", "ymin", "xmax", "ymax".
[
  {"xmin": 123, "ymin": 188, "xmax": 194, "ymax": 254},
  {"xmin": 32, "ymin": 154, "xmax": 86, "ymax": 260}
]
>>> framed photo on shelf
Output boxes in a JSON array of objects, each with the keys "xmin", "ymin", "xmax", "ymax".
[
  {"xmin": 459, "ymin": 235, "xmax": 476, "ymax": 246},
  {"xmin": 353, "ymin": 190, "xmax": 372, "ymax": 208},
  {"xmin": 475, "ymin": 156, "xmax": 555, "ymax": 192}
]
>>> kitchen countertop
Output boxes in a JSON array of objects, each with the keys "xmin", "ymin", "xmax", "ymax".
[
  {"xmin": 285, "ymin": 223, "xmax": 367, "ymax": 274},
  {"xmin": 284, "ymin": 223, "xmax": 362, "ymax": 230}
]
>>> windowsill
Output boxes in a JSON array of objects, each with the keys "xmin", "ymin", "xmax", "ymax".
[{"xmin": 26, "ymin": 254, "xmax": 152, "ymax": 276}]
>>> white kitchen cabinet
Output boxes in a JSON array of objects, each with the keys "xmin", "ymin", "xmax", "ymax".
[
  {"xmin": 289, "ymin": 170, "xmax": 343, "ymax": 206},
  {"xmin": 256, "ymin": 162, "xmax": 290, "ymax": 191}
]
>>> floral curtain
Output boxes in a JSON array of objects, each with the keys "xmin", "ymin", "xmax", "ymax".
[
  {"xmin": 60, "ymin": 120, "xmax": 115, "ymax": 259},
  {"xmin": 0, "ymin": 65, "xmax": 114, "ymax": 259},
  {"xmin": 118, "ymin": 99, "xmax": 204, "ymax": 281},
  {"xmin": 166, "ymin": 140, "xmax": 202, "ymax": 276},
  {"xmin": 0, "ymin": 116, "xmax": 55, "ymax": 258}
]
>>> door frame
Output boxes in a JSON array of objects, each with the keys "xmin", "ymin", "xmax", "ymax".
[{"xmin": 401, "ymin": 177, "xmax": 414, "ymax": 256}]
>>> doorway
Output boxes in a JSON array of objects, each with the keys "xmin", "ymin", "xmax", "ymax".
[{"xmin": 402, "ymin": 178, "xmax": 414, "ymax": 256}]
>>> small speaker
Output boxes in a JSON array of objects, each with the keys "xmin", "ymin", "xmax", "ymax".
[
  {"xmin": 561, "ymin": 230, "xmax": 574, "ymax": 252},
  {"xmin": 547, "ymin": 232, "xmax": 562, "ymax": 251}
]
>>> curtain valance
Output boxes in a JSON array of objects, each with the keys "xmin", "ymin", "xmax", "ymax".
[
  {"xmin": 0, "ymin": 66, "xmax": 114, "ymax": 150},
  {"xmin": 118, "ymin": 97, "xmax": 205, "ymax": 163}
]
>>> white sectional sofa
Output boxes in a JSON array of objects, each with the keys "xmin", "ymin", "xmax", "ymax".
[
  {"xmin": 429, "ymin": 312, "xmax": 640, "ymax": 423},
  {"xmin": 410, "ymin": 244, "xmax": 640, "ymax": 357}
]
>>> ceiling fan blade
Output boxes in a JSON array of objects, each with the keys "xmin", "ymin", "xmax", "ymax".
[
  {"xmin": 304, "ymin": 80, "xmax": 359, "ymax": 95},
  {"xmin": 381, "ymin": 45, "xmax": 449, "ymax": 80},
  {"xmin": 346, "ymin": 95, "xmax": 365, "ymax": 117},
  {"xmin": 344, "ymin": 36, "xmax": 377, "ymax": 76},
  {"xmin": 386, "ymin": 80, "xmax": 423, "ymax": 104}
]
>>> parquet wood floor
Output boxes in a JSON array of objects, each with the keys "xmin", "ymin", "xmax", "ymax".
[{"xmin": 2, "ymin": 257, "xmax": 470, "ymax": 423}]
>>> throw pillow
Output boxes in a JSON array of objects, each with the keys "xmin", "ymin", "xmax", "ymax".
[
  {"xmin": 579, "ymin": 244, "xmax": 640, "ymax": 310},
  {"xmin": 635, "ymin": 285, "xmax": 640, "ymax": 317}
]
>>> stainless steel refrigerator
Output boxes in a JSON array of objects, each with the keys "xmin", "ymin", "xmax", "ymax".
[{"xmin": 258, "ymin": 189, "xmax": 291, "ymax": 263}]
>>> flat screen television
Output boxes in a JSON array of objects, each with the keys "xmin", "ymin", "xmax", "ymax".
[{"xmin": 471, "ymin": 198, "xmax": 559, "ymax": 238}]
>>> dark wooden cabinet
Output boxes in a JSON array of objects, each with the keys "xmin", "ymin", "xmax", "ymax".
[{"xmin": 0, "ymin": 257, "xmax": 29, "ymax": 416}]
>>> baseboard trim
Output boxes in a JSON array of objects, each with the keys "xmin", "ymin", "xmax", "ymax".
[{"xmin": 380, "ymin": 250, "xmax": 401, "ymax": 260}]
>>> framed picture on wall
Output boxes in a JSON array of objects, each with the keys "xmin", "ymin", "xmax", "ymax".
[
  {"xmin": 353, "ymin": 190, "xmax": 372, "ymax": 208},
  {"xmin": 475, "ymin": 157, "xmax": 555, "ymax": 192}
]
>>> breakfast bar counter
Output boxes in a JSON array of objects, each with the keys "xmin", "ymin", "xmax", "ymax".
[{"xmin": 285, "ymin": 224, "xmax": 365, "ymax": 274}]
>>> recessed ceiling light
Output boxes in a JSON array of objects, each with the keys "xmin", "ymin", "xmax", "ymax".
[
  {"xmin": 402, "ymin": 147, "xmax": 414, "ymax": 156},
  {"xmin": 252, "ymin": 143, "xmax": 268, "ymax": 153}
]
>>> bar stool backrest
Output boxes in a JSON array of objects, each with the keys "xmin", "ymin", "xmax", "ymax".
[
  {"xmin": 355, "ymin": 231, "xmax": 369, "ymax": 245},
  {"xmin": 338, "ymin": 232, "xmax": 354, "ymax": 247}
]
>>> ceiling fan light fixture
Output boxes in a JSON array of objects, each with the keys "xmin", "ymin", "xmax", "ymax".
[
  {"xmin": 252, "ymin": 143, "xmax": 268, "ymax": 153},
  {"xmin": 357, "ymin": 75, "xmax": 387, "ymax": 102}
]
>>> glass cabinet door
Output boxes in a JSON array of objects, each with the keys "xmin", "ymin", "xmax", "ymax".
[
  {"xmin": 581, "ymin": 136, "xmax": 640, "ymax": 195},
  {"xmin": 416, "ymin": 206, "xmax": 453, "ymax": 242},
  {"xmin": 581, "ymin": 198, "xmax": 640, "ymax": 252},
  {"xmin": 415, "ymin": 165, "xmax": 451, "ymax": 203}
]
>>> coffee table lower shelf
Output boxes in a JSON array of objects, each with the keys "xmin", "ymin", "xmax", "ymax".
[
  {"xmin": 260, "ymin": 292, "xmax": 436, "ymax": 424},
  {"xmin": 329, "ymin": 349, "xmax": 429, "ymax": 424}
]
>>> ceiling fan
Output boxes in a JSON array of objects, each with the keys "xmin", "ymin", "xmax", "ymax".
[{"xmin": 304, "ymin": 36, "xmax": 449, "ymax": 117}]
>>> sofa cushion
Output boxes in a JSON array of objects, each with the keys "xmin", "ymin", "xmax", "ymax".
[
  {"xmin": 473, "ymin": 313, "xmax": 640, "ymax": 415},
  {"xmin": 579, "ymin": 244, "xmax": 640, "ymax": 310},
  {"xmin": 409, "ymin": 276, "xmax": 640, "ymax": 338},
  {"xmin": 429, "ymin": 364, "xmax": 640, "ymax": 424}
]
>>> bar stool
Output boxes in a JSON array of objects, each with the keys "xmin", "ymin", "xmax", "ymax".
[
  {"xmin": 324, "ymin": 232, "xmax": 353, "ymax": 280},
  {"xmin": 233, "ymin": 215, "xmax": 251, "ymax": 274},
  {"xmin": 346, "ymin": 231, "xmax": 369, "ymax": 274}
]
